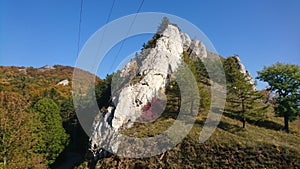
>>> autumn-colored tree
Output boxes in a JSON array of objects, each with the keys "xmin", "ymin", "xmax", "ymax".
[{"xmin": 0, "ymin": 92, "xmax": 47, "ymax": 169}]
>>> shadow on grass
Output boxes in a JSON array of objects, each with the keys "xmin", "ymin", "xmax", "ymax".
[
  {"xmin": 218, "ymin": 121, "xmax": 243, "ymax": 133},
  {"xmin": 249, "ymin": 119, "xmax": 284, "ymax": 131},
  {"xmin": 195, "ymin": 117, "xmax": 243, "ymax": 133},
  {"xmin": 223, "ymin": 111, "xmax": 284, "ymax": 131},
  {"xmin": 194, "ymin": 108, "xmax": 283, "ymax": 133}
]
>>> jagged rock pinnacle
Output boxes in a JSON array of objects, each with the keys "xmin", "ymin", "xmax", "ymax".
[{"xmin": 88, "ymin": 23, "xmax": 254, "ymax": 158}]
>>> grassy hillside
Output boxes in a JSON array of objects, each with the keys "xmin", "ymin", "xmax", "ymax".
[
  {"xmin": 76, "ymin": 108, "xmax": 300, "ymax": 169},
  {"xmin": 74, "ymin": 53, "xmax": 300, "ymax": 169}
]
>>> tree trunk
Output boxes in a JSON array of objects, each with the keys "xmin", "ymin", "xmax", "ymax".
[
  {"xmin": 242, "ymin": 100, "xmax": 246, "ymax": 129},
  {"xmin": 242, "ymin": 118, "xmax": 246, "ymax": 129},
  {"xmin": 284, "ymin": 114, "xmax": 289, "ymax": 133},
  {"xmin": 3, "ymin": 155, "xmax": 7, "ymax": 169},
  {"xmin": 3, "ymin": 124, "xmax": 7, "ymax": 169}
]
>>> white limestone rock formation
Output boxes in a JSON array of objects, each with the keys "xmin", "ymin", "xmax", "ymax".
[
  {"xmin": 39, "ymin": 65, "xmax": 55, "ymax": 71},
  {"xmin": 89, "ymin": 23, "xmax": 254, "ymax": 158},
  {"xmin": 187, "ymin": 40, "xmax": 207, "ymax": 59},
  {"xmin": 56, "ymin": 79, "xmax": 69, "ymax": 86},
  {"xmin": 89, "ymin": 24, "xmax": 195, "ymax": 157},
  {"xmin": 233, "ymin": 55, "xmax": 256, "ymax": 89},
  {"xmin": 120, "ymin": 59, "xmax": 138, "ymax": 78}
]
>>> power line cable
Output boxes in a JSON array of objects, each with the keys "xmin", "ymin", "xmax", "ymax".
[
  {"xmin": 92, "ymin": 0, "xmax": 117, "ymax": 73},
  {"xmin": 106, "ymin": 0, "xmax": 116, "ymax": 24},
  {"xmin": 108, "ymin": 0, "xmax": 145, "ymax": 72},
  {"xmin": 76, "ymin": 0, "xmax": 116, "ymax": 59},
  {"xmin": 76, "ymin": 0, "xmax": 84, "ymax": 57}
]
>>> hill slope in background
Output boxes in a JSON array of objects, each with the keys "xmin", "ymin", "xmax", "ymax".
[
  {"xmin": 0, "ymin": 65, "xmax": 101, "ymax": 103},
  {"xmin": 0, "ymin": 65, "xmax": 104, "ymax": 168}
]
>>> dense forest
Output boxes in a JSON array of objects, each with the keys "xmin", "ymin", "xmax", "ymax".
[{"xmin": 0, "ymin": 65, "xmax": 102, "ymax": 168}]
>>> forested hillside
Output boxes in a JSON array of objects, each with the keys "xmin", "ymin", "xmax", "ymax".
[{"xmin": 0, "ymin": 65, "xmax": 102, "ymax": 168}]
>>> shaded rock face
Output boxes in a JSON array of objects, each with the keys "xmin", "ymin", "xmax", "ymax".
[{"xmin": 187, "ymin": 40, "xmax": 207, "ymax": 59}]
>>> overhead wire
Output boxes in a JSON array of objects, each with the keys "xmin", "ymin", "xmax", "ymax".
[
  {"xmin": 76, "ymin": 0, "xmax": 145, "ymax": 76},
  {"xmin": 105, "ymin": 0, "xmax": 117, "ymax": 24},
  {"xmin": 108, "ymin": 0, "xmax": 145, "ymax": 72},
  {"xmin": 92, "ymin": 0, "xmax": 117, "ymax": 73},
  {"xmin": 76, "ymin": 0, "xmax": 116, "ymax": 58},
  {"xmin": 76, "ymin": 0, "xmax": 84, "ymax": 57}
]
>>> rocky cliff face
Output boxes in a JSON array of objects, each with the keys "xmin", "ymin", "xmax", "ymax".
[
  {"xmin": 88, "ymin": 24, "xmax": 254, "ymax": 158},
  {"xmin": 89, "ymin": 24, "xmax": 203, "ymax": 158}
]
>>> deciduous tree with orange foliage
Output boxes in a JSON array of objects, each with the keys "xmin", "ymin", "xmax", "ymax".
[{"xmin": 0, "ymin": 92, "xmax": 47, "ymax": 169}]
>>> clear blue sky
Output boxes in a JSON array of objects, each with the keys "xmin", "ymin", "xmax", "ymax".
[{"xmin": 1, "ymin": 0, "xmax": 299, "ymax": 89}]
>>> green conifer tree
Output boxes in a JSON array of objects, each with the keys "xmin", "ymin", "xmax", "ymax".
[{"xmin": 224, "ymin": 57, "xmax": 267, "ymax": 128}]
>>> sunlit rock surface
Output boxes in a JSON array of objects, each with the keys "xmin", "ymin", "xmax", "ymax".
[
  {"xmin": 233, "ymin": 55, "xmax": 255, "ymax": 89},
  {"xmin": 89, "ymin": 24, "xmax": 253, "ymax": 158}
]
